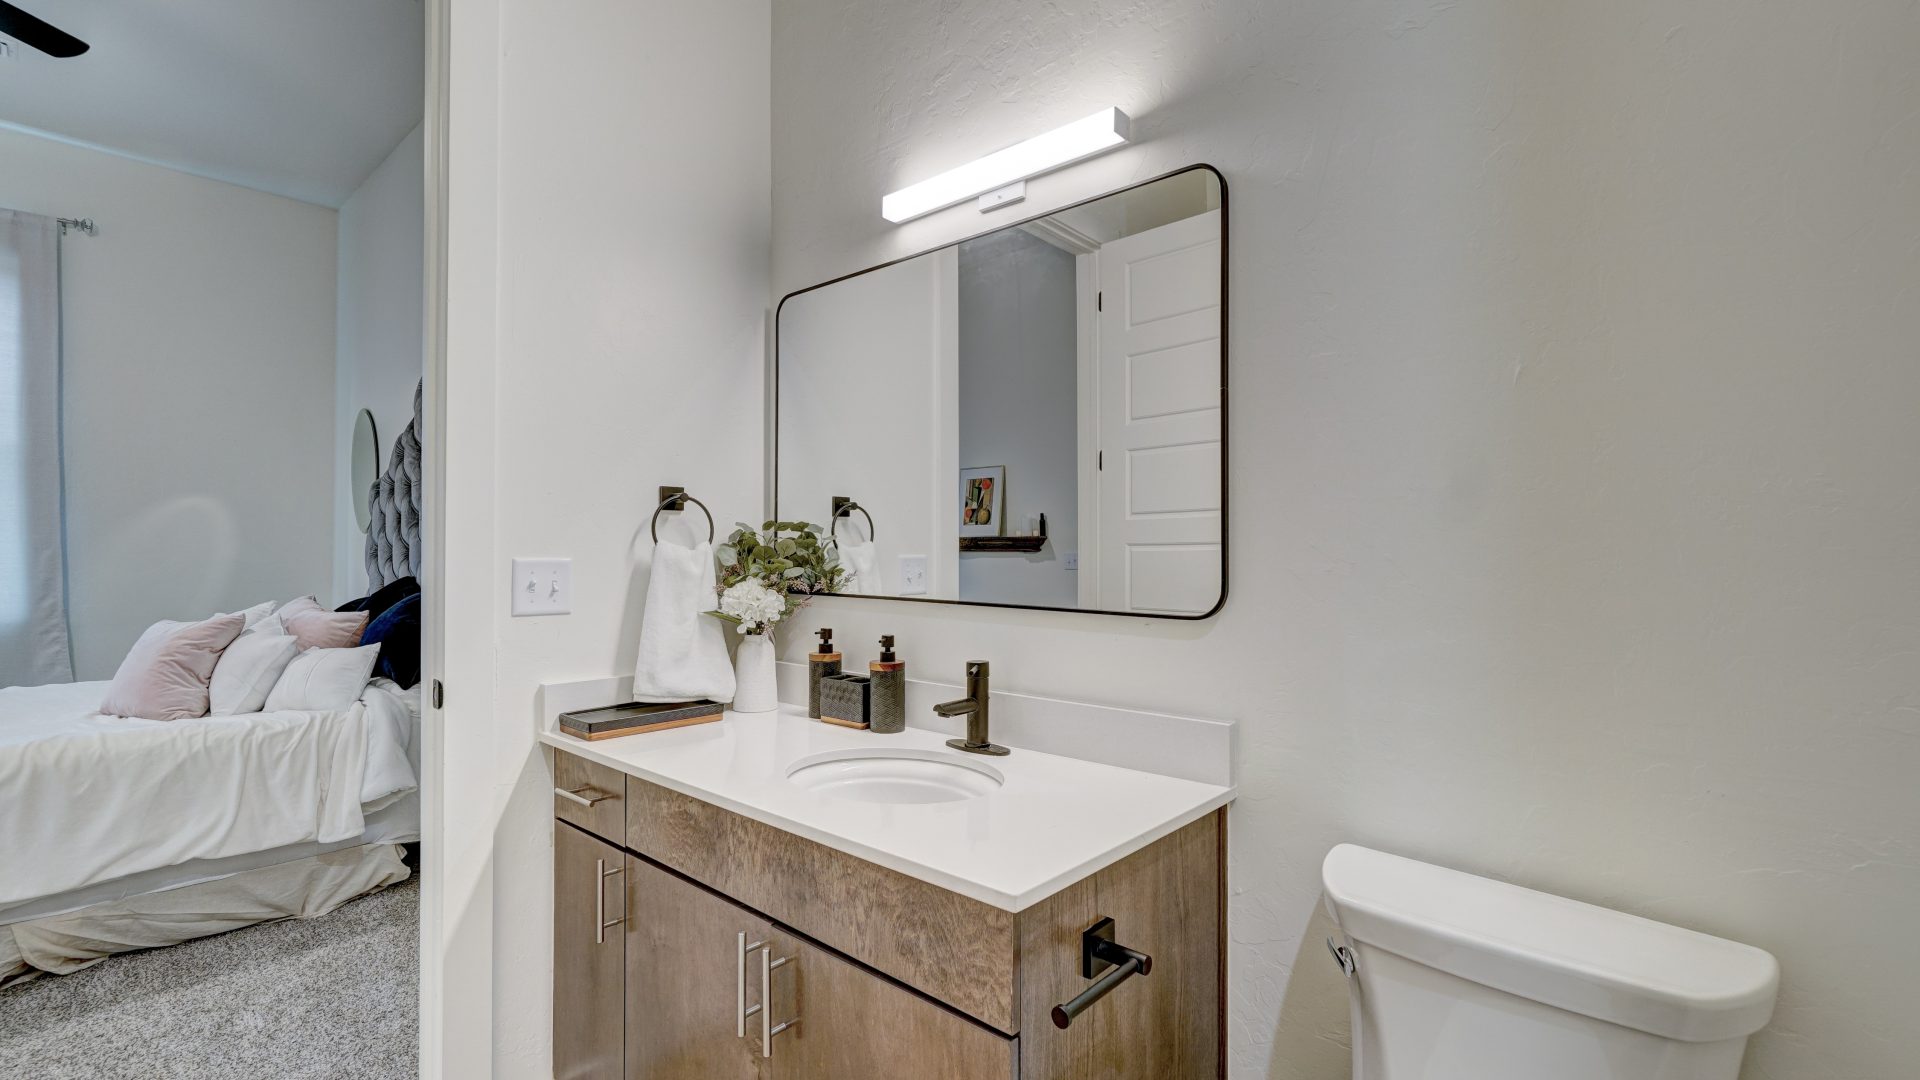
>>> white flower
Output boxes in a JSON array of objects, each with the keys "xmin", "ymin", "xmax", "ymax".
[{"xmin": 719, "ymin": 579, "xmax": 786, "ymax": 633}]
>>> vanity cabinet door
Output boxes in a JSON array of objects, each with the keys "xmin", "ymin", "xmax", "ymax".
[
  {"xmin": 626, "ymin": 856, "xmax": 768, "ymax": 1080},
  {"xmin": 555, "ymin": 822, "xmax": 626, "ymax": 1080},
  {"xmin": 764, "ymin": 929, "xmax": 1018, "ymax": 1080}
]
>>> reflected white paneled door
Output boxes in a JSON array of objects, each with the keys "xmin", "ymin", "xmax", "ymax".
[{"xmin": 1094, "ymin": 209, "xmax": 1223, "ymax": 615}]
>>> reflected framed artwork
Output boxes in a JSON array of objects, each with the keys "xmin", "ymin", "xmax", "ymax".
[{"xmin": 959, "ymin": 466, "xmax": 1005, "ymax": 538}]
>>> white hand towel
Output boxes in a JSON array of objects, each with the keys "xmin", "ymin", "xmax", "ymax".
[
  {"xmin": 841, "ymin": 538, "xmax": 884, "ymax": 596},
  {"xmin": 631, "ymin": 535, "xmax": 736, "ymax": 703}
]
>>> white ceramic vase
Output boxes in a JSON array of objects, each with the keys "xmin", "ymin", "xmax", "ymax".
[{"xmin": 732, "ymin": 632, "xmax": 778, "ymax": 713}]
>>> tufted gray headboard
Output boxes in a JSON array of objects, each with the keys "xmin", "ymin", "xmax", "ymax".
[{"xmin": 364, "ymin": 380, "xmax": 423, "ymax": 590}]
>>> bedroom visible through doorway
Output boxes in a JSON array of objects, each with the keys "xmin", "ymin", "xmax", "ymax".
[{"xmin": 0, "ymin": 2, "xmax": 429, "ymax": 1075}]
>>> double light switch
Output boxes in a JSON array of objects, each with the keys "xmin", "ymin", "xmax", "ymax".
[{"xmin": 511, "ymin": 557, "xmax": 572, "ymax": 616}]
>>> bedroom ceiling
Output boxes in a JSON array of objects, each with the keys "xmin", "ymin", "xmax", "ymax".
[{"xmin": 0, "ymin": 0, "xmax": 424, "ymax": 207}]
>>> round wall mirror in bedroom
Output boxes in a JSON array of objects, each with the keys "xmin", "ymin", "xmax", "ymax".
[{"xmin": 351, "ymin": 408, "xmax": 380, "ymax": 533}]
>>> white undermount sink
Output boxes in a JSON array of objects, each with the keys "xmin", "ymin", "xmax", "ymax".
[{"xmin": 785, "ymin": 747, "xmax": 1006, "ymax": 805}]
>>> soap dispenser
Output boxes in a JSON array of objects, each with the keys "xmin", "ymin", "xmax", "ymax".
[
  {"xmin": 808, "ymin": 627, "xmax": 842, "ymax": 720},
  {"xmin": 870, "ymin": 635, "xmax": 906, "ymax": 734}
]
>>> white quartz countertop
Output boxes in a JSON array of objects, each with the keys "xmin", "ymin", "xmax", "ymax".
[{"xmin": 538, "ymin": 704, "xmax": 1235, "ymax": 912}]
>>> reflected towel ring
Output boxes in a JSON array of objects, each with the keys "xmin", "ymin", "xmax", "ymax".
[
  {"xmin": 651, "ymin": 487, "xmax": 715, "ymax": 544},
  {"xmin": 828, "ymin": 497, "xmax": 875, "ymax": 550}
]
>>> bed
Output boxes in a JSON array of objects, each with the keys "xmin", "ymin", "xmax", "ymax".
[
  {"xmin": 0, "ymin": 678, "xmax": 419, "ymax": 985},
  {"xmin": 0, "ymin": 382, "xmax": 428, "ymax": 986}
]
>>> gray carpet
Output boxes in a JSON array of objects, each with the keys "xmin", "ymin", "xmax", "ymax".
[{"xmin": 0, "ymin": 876, "xmax": 419, "ymax": 1080}]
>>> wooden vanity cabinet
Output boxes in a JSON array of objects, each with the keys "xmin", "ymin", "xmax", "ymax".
[
  {"xmin": 763, "ymin": 926, "xmax": 1018, "ymax": 1079},
  {"xmin": 554, "ymin": 822, "xmax": 627, "ymax": 1080},
  {"xmin": 621, "ymin": 856, "xmax": 1016, "ymax": 1079},
  {"xmin": 625, "ymin": 856, "xmax": 767, "ymax": 1080},
  {"xmin": 552, "ymin": 750, "xmax": 1224, "ymax": 1080}
]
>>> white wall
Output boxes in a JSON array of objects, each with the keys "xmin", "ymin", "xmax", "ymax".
[
  {"xmin": 335, "ymin": 125, "xmax": 426, "ymax": 602},
  {"xmin": 770, "ymin": 3, "xmax": 1920, "ymax": 1078},
  {"xmin": 439, "ymin": 1, "xmax": 771, "ymax": 1074},
  {"xmin": 0, "ymin": 128, "xmax": 338, "ymax": 679},
  {"xmin": 956, "ymin": 229, "xmax": 1079, "ymax": 607},
  {"xmin": 777, "ymin": 251, "xmax": 956, "ymax": 597}
]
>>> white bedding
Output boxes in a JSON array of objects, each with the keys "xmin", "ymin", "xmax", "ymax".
[{"xmin": 0, "ymin": 678, "xmax": 419, "ymax": 908}]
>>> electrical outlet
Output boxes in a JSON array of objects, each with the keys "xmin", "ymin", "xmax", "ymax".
[
  {"xmin": 899, "ymin": 554, "xmax": 929, "ymax": 595},
  {"xmin": 511, "ymin": 557, "xmax": 572, "ymax": 616},
  {"xmin": 1064, "ymin": 551, "xmax": 1079, "ymax": 571}
]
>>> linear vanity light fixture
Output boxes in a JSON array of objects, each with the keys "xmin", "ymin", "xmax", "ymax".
[{"xmin": 880, "ymin": 107, "xmax": 1132, "ymax": 223}]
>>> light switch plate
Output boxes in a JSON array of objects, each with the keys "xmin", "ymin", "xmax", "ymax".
[
  {"xmin": 511, "ymin": 557, "xmax": 572, "ymax": 616},
  {"xmin": 899, "ymin": 554, "xmax": 928, "ymax": 595}
]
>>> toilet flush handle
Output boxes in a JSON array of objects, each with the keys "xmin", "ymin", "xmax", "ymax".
[{"xmin": 1326, "ymin": 937, "xmax": 1356, "ymax": 977}]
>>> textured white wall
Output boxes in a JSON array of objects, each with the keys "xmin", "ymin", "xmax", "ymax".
[
  {"xmin": 440, "ymin": 0, "xmax": 771, "ymax": 1074},
  {"xmin": 334, "ymin": 125, "xmax": 425, "ymax": 603},
  {"xmin": 770, "ymin": 2, "xmax": 1920, "ymax": 1077},
  {"xmin": 0, "ymin": 128, "xmax": 337, "ymax": 680}
]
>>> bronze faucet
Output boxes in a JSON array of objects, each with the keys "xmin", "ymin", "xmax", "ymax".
[{"xmin": 933, "ymin": 661, "xmax": 1008, "ymax": 756}]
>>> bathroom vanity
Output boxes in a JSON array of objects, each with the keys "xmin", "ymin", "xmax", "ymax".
[
  {"xmin": 552, "ymin": 162, "xmax": 1235, "ymax": 1077},
  {"xmin": 543, "ymin": 704, "xmax": 1233, "ymax": 1079}
]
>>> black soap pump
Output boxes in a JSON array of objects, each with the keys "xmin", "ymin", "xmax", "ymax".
[
  {"xmin": 870, "ymin": 635, "xmax": 906, "ymax": 734},
  {"xmin": 808, "ymin": 627, "xmax": 843, "ymax": 720}
]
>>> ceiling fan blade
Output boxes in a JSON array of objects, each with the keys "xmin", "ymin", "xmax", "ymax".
[{"xmin": 0, "ymin": 1, "xmax": 89, "ymax": 58}]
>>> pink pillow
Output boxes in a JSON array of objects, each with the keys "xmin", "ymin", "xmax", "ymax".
[
  {"xmin": 282, "ymin": 606, "xmax": 369, "ymax": 651},
  {"xmin": 100, "ymin": 614, "xmax": 246, "ymax": 721},
  {"xmin": 275, "ymin": 595, "xmax": 322, "ymax": 620}
]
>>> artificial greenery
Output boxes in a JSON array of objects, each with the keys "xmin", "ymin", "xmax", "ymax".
[{"xmin": 706, "ymin": 520, "xmax": 847, "ymax": 633}]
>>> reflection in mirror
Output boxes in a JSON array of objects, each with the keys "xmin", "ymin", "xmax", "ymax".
[{"xmin": 777, "ymin": 166, "xmax": 1224, "ymax": 617}]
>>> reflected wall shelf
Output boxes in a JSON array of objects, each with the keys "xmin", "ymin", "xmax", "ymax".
[
  {"xmin": 960, "ymin": 514, "xmax": 1047, "ymax": 553},
  {"xmin": 959, "ymin": 536, "xmax": 1048, "ymax": 554}
]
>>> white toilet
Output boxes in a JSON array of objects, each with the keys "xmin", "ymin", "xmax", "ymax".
[{"xmin": 1321, "ymin": 844, "xmax": 1779, "ymax": 1080}]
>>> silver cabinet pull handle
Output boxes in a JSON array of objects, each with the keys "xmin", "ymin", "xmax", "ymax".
[
  {"xmin": 555, "ymin": 785, "xmax": 611, "ymax": 807},
  {"xmin": 760, "ymin": 946, "xmax": 795, "ymax": 1058},
  {"xmin": 736, "ymin": 932, "xmax": 767, "ymax": 1037},
  {"xmin": 593, "ymin": 859, "xmax": 625, "ymax": 944}
]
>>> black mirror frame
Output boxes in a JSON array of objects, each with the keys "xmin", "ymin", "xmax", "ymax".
[{"xmin": 773, "ymin": 163, "xmax": 1228, "ymax": 621}]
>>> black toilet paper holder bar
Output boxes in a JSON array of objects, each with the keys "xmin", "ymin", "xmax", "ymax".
[{"xmin": 1051, "ymin": 916, "xmax": 1153, "ymax": 1029}]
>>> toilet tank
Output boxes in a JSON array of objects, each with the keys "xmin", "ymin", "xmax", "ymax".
[{"xmin": 1321, "ymin": 845, "xmax": 1779, "ymax": 1080}]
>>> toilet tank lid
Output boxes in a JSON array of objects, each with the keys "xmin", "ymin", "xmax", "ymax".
[{"xmin": 1321, "ymin": 844, "xmax": 1779, "ymax": 1044}]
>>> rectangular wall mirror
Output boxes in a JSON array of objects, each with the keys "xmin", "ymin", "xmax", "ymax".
[{"xmin": 776, "ymin": 164, "xmax": 1226, "ymax": 618}]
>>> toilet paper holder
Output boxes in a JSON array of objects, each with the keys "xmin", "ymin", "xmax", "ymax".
[{"xmin": 1050, "ymin": 916, "xmax": 1153, "ymax": 1029}]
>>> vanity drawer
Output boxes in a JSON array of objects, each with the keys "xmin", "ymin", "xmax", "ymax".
[
  {"xmin": 552, "ymin": 750, "xmax": 626, "ymax": 843},
  {"xmin": 766, "ymin": 922, "xmax": 1018, "ymax": 1079},
  {"xmin": 624, "ymin": 775, "xmax": 1021, "ymax": 1034}
]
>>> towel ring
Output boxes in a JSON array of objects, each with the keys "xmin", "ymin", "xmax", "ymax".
[
  {"xmin": 651, "ymin": 487, "xmax": 715, "ymax": 544},
  {"xmin": 828, "ymin": 498, "xmax": 875, "ymax": 549}
]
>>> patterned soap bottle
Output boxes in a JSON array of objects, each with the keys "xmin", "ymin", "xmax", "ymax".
[
  {"xmin": 808, "ymin": 627, "xmax": 842, "ymax": 720},
  {"xmin": 869, "ymin": 635, "xmax": 906, "ymax": 734}
]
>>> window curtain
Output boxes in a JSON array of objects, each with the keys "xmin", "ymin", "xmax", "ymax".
[{"xmin": 0, "ymin": 209, "xmax": 73, "ymax": 687}]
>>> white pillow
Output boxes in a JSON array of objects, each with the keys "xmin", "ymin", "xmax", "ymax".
[
  {"xmin": 232, "ymin": 600, "xmax": 278, "ymax": 630},
  {"xmin": 246, "ymin": 595, "xmax": 320, "ymax": 637},
  {"xmin": 208, "ymin": 633, "xmax": 300, "ymax": 715},
  {"xmin": 263, "ymin": 644, "xmax": 380, "ymax": 712}
]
